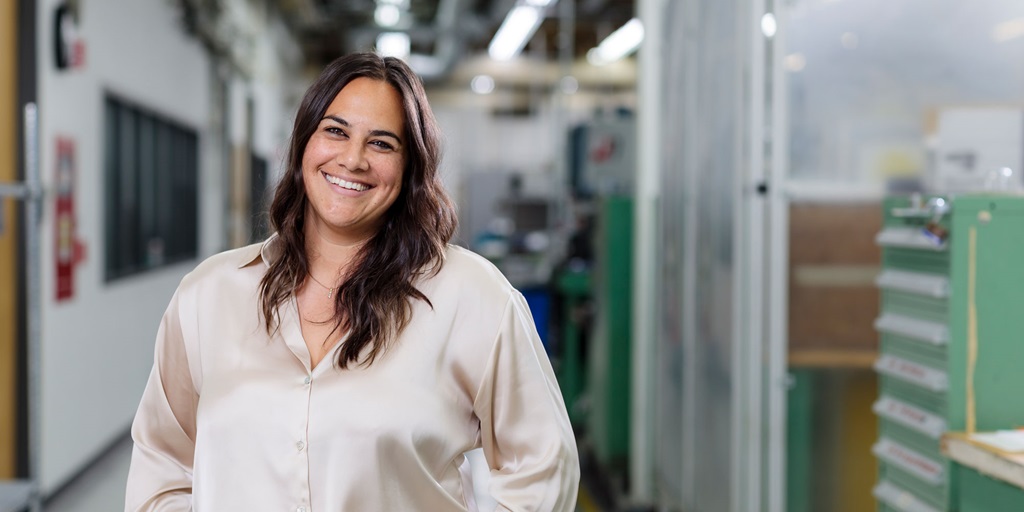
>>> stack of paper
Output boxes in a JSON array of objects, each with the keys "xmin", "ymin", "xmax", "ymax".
[{"xmin": 969, "ymin": 430, "xmax": 1024, "ymax": 455}]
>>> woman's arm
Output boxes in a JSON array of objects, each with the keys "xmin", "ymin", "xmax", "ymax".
[
  {"xmin": 473, "ymin": 291, "xmax": 580, "ymax": 512},
  {"xmin": 124, "ymin": 288, "xmax": 198, "ymax": 511}
]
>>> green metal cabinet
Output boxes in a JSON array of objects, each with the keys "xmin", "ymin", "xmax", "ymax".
[
  {"xmin": 954, "ymin": 463, "xmax": 1024, "ymax": 512},
  {"xmin": 586, "ymin": 196, "xmax": 633, "ymax": 471},
  {"xmin": 872, "ymin": 195, "xmax": 1024, "ymax": 512}
]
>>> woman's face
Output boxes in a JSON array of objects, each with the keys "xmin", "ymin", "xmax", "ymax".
[{"xmin": 302, "ymin": 77, "xmax": 407, "ymax": 243}]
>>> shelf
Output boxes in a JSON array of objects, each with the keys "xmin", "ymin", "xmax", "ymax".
[
  {"xmin": 874, "ymin": 314, "xmax": 950, "ymax": 346},
  {"xmin": 874, "ymin": 437, "xmax": 946, "ymax": 486},
  {"xmin": 943, "ymin": 432, "xmax": 1024, "ymax": 490},
  {"xmin": 873, "ymin": 480, "xmax": 941, "ymax": 512},
  {"xmin": 787, "ymin": 349, "xmax": 877, "ymax": 368},
  {"xmin": 876, "ymin": 270, "xmax": 950, "ymax": 299},
  {"xmin": 874, "ymin": 395, "xmax": 947, "ymax": 439},
  {"xmin": 874, "ymin": 354, "xmax": 948, "ymax": 392},
  {"xmin": 876, "ymin": 227, "xmax": 948, "ymax": 252},
  {"xmin": 0, "ymin": 481, "xmax": 34, "ymax": 512}
]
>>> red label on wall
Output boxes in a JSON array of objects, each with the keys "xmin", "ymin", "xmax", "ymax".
[{"xmin": 55, "ymin": 137, "xmax": 75, "ymax": 301}]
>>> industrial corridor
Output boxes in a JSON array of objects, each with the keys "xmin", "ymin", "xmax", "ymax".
[{"xmin": 3, "ymin": 0, "xmax": 1024, "ymax": 511}]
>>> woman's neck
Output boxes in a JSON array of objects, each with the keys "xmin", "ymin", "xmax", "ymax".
[{"xmin": 303, "ymin": 220, "xmax": 372, "ymax": 285}]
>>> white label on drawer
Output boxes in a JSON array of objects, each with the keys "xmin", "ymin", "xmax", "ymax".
[
  {"xmin": 876, "ymin": 269, "xmax": 950, "ymax": 299},
  {"xmin": 873, "ymin": 480, "xmax": 941, "ymax": 512},
  {"xmin": 873, "ymin": 437, "xmax": 945, "ymax": 486},
  {"xmin": 873, "ymin": 396, "xmax": 947, "ymax": 439},
  {"xmin": 874, "ymin": 355, "xmax": 948, "ymax": 392},
  {"xmin": 874, "ymin": 314, "xmax": 950, "ymax": 345},
  {"xmin": 876, "ymin": 227, "xmax": 948, "ymax": 251}
]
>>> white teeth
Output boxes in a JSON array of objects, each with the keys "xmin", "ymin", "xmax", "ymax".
[{"xmin": 322, "ymin": 172, "xmax": 369, "ymax": 192}]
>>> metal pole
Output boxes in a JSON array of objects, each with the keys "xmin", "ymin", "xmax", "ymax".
[
  {"xmin": 631, "ymin": 0, "xmax": 663, "ymax": 504},
  {"xmin": 0, "ymin": 104, "xmax": 41, "ymax": 512},
  {"xmin": 23, "ymin": 102, "xmax": 42, "ymax": 512}
]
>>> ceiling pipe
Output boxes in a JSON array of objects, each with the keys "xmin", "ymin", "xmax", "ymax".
[{"xmin": 406, "ymin": 0, "xmax": 469, "ymax": 82}]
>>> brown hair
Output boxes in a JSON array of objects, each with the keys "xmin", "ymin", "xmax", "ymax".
[{"xmin": 259, "ymin": 52, "xmax": 458, "ymax": 367}]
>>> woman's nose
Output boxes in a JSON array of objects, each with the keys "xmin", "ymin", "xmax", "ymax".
[{"xmin": 337, "ymin": 142, "xmax": 368, "ymax": 172}]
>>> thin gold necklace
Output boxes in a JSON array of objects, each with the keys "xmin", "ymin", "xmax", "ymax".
[{"xmin": 307, "ymin": 272, "xmax": 338, "ymax": 299}]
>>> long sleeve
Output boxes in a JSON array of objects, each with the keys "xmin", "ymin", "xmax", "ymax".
[
  {"xmin": 124, "ymin": 288, "xmax": 199, "ymax": 511},
  {"xmin": 474, "ymin": 291, "xmax": 580, "ymax": 512}
]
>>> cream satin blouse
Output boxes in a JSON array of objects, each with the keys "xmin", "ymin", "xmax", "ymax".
[{"xmin": 124, "ymin": 236, "xmax": 579, "ymax": 511}]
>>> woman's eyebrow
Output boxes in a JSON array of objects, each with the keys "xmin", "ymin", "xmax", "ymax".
[{"xmin": 322, "ymin": 115, "xmax": 402, "ymax": 144}]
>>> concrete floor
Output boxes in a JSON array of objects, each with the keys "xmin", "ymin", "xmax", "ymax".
[{"xmin": 45, "ymin": 435, "xmax": 132, "ymax": 512}]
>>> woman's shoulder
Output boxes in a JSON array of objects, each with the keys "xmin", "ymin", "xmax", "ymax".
[
  {"xmin": 177, "ymin": 241, "xmax": 266, "ymax": 292},
  {"xmin": 436, "ymin": 244, "xmax": 513, "ymax": 290}
]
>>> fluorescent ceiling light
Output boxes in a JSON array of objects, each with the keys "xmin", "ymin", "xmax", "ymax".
[
  {"xmin": 375, "ymin": 4, "xmax": 401, "ymax": 27},
  {"xmin": 525, "ymin": 0, "xmax": 555, "ymax": 5},
  {"xmin": 993, "ymin": 18, "xmax": 1024, "ymax": 42},
  {"xmin": 587, "ymin": 18, "xmax": 644, "ymax": 66},
  {"xmin": 761, "ymin": 13, "xmax": 777, "ymax": 38},
  {"xmin": 488, "ymin": 5, "xmax": 544, "ymax": 61},
  {"xmin": 377, "ymin": 32, "xmax": 410, "ymax": 61},
  {"xmin": 471, "ymin": 75, "xmax": 496, "ymax": 94}
]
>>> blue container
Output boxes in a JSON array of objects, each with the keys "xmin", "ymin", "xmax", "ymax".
[{"xmin": 520, "ymin": 287, "xmax": 552, "ymax": 353}]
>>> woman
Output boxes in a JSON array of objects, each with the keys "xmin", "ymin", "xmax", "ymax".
[{"xmin": 125, "ymin": 53, "xmax": 579, "ymax": 511}]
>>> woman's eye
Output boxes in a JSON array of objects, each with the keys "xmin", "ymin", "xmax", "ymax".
[
  {"xmin": 371, "ymin": 140, "xmax": 395, "ymax": 151},
  {"xmin": 325, "ymin": 126, "xmax": 345, "ymax": 136}
]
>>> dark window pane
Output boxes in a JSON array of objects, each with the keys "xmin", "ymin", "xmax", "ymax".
[{"xmin": 104, "ymin": 95, "xmax": 200, "ymax": 281}]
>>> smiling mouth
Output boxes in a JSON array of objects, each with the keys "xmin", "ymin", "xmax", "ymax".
[{"xmin": 321, "ymin": 171, "xmax": 371, "ymax": 192}]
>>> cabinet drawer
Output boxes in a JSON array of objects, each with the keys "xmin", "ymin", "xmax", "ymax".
[
  {"xmin": 879, "ymin": 377, "xmax": 947, "ymax": 418},
  {"xmin": 877, "ymin": 462, "xmax": 948, "ymax": 512},
  {"xmin": 874, "ymin": 395, "xmax": 947, "ymax": 440},
  {"xmin": 882, "ymin": 247, "xmax": 950, "ymax": 275},
  {"xmin": 880, "ymin": 291, "xmax": 950, "ymax": 325},
  {"xmin": 876, "ymin": 269, "xmax": 950, "ymax": 299},
  {"xmin": 876, "ymin": 353, "xmax": 948, "ymax": 392},
  {"xmin": 876, "ymin": 313, "xmax": 950, "ymax": 346},
  {"xmin": 874, "ymin": 479, "xmax": 943, "ymax": 512},
  {"xmin": 879, "ymin": 419, "xmax": 943, "ymax": 462},
  {"xmin": 875, "ymin": 437, "xmax": 946, "ymax": 486},
  {"xmin": 881, "ymin": 334, "xmax": 948, "ymax": 371}
]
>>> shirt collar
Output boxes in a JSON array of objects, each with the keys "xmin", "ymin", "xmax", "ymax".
[{"xmin": 238, "ymin": 233, "xmax": 283, "ymax": 269}]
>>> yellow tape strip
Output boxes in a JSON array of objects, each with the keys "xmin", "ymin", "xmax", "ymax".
[{"xmin": 967, "ymin": 226, "xmax": 978, "ymax": 435}]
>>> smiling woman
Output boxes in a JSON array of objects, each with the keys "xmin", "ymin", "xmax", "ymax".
[
  {"xmin": 301, "ymin": 77, "xmax": 406, "ymax": 246},
  {"xmin": 124, "ymin": 52, "xmax": 579, "ymax": 512}
]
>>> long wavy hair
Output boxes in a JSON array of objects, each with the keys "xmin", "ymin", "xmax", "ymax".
[{"xmin": 260, "ymin": 53, "xmax": 458, "ymax": 368}]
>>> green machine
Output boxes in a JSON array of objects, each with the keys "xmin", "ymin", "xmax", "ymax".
[
  {"xmin": 557, "ymin": 115, "xmax": 636, "ymax": 474},
  {"xmin": 871, "ymin": 195, "xmax": 1024, "ymax": 511},
  {"xmin": 586, "ymin": 196, "xmax": 633, "ymax": 471}
]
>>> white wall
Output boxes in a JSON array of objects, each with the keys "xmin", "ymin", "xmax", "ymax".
[
  {"xmin": 36, "ymin": 0, "xmax": 214, "ymax": 492},
  {"xmin": 34, "ymin": 0, "xmax": 301, "ymax": 493}
]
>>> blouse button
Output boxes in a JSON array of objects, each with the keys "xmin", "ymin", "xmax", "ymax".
[
  {"xmin": 296, "ymin": 507, "xmax": 306, "ymax": 512},
  {"xmin": 303, "ymin": 376, "xmax": 311, "ymax": 385},
  {"xmin": 296, "ymin": 441, "xmax": 305, "ymax": 451}
]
